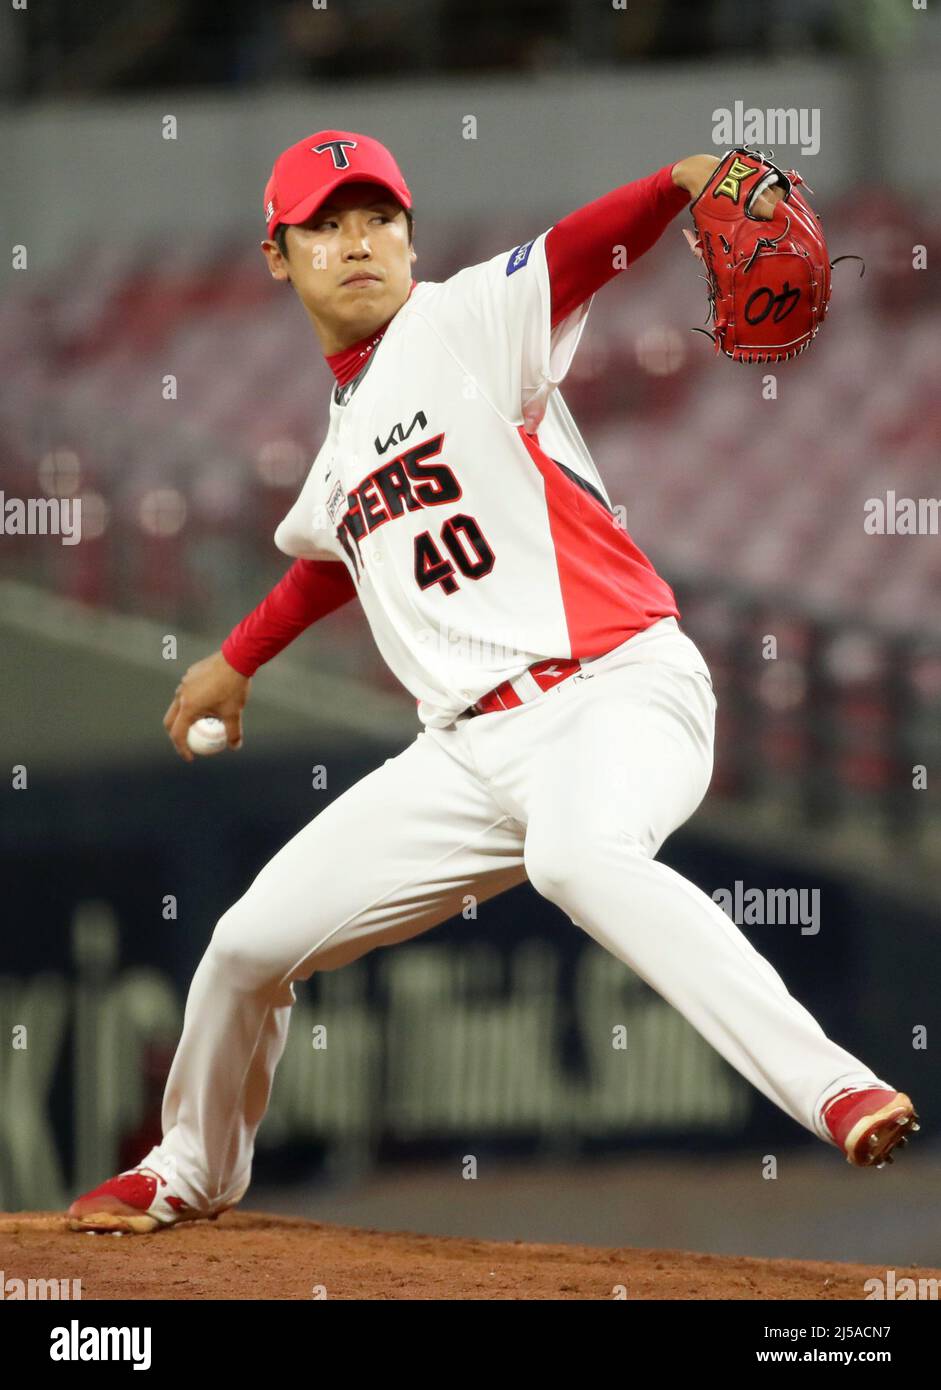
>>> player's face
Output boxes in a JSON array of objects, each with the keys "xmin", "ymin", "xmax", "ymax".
[{"xmin": 261, "ymin": 182, "xmax": 416, "ymax": 352}]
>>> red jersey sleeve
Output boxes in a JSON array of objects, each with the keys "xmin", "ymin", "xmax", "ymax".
[
  {"xmin": 546, "ymin": 163, "xmax": 691, "ymax": 329},
  {"xmin": 221, "ymin": 558, "xmax": 357, "ymax": 678}
]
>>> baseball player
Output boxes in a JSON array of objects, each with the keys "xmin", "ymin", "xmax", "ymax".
[{"xmin": 68, "ymin": 131, "xmax": 918, "ymax": 1234}]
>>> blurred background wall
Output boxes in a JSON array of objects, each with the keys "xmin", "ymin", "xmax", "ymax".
[{"xmin": 1, "ymin": 0, "xmax": 940, "ymax": 1267}]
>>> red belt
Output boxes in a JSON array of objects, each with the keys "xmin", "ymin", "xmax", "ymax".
[{"xmin": 471, "ymin": 657, "xmax": 583, "ymax": 716}]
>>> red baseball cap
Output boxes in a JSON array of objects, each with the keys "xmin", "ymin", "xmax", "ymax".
[{"xmin": 263, "ymin": 129, "xmax": 412, "ymax": 240}]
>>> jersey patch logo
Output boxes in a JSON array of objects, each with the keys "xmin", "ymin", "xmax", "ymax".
[
  {"xmin": 326, "ymin": 480, "xmax": 347, "ymax": 524},
  {"xmin": 506, "ymin": 240, "xmax": 535, "ymax": 275}
]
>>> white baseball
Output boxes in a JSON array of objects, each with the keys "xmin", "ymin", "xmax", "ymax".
[{"xmin": 186, "ymin": 717, "xmax": 228, "ymax": 756}]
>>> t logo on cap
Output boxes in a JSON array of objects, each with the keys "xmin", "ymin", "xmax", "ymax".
[{"xmin": 312, "ymin": 139, "xmax": 358, "ymax": 170}]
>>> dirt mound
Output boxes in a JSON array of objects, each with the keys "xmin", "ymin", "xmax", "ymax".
[{"xmin": 2, "ymin": 1211, "xmax": 936, "ymax": 1299}]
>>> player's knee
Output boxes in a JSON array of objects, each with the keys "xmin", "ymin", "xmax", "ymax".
[
  {"xmin": 523, "ymin": 824, "xmax": 586, "ymax": 904},
  {"xmin": 208, "ymin": 899, "xmax": 285, "ymax": 993},
  {"xmin": 525, "ymin": 823, "xmax": 652, "ymax": 906}
]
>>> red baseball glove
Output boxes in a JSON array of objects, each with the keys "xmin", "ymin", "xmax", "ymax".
[{"xmin": 686, "ymin": 146, "xmax": 858, "ymax": 365}]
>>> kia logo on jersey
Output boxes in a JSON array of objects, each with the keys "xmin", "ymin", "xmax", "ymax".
[{"xmin": 375, "ymin": 410, "xmax": 428, "ymax": 455}]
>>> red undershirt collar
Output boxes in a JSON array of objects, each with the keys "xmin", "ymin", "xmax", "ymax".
[{"xmin": 325, "ymin": 280, "xmax": 418, "ymax": 386}]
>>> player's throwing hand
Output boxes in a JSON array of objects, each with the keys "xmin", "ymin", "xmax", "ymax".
[{"xmin": 163, "ymin": 650, "xmax": 251, "ymax": 763}]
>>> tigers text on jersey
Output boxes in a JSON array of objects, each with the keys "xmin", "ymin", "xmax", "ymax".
[{"xmin": 274, "ymin": 229, "xmax": 680, "ymax": 728}]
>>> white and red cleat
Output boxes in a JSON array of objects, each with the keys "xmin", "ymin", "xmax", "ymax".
[
  {"xmin": 822, "ymin": 1087, "xmax": 920, "ymax": 1168},
  {"xmin": 67, "ymin": 1165, "xmax": 224, "ymax": 1234}
]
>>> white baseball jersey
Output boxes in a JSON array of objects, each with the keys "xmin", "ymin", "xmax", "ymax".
[{"xmin": 274, "ymin": 229, "xmax": 680, "ymax": 728}]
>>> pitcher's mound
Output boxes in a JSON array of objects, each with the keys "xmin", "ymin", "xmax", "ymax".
[{"xmin": 1, "ymin": 1212, "xmax": 936, "ymax": 1299}]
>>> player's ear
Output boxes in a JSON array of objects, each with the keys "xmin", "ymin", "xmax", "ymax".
[{"xmin": 261, "ymin": 238, "xmax": 291, "ymax": 283}]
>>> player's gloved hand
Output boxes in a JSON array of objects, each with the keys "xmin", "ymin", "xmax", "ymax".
[
  {"xmin": 163, "ymin": 650, "xmax": 251, "ymax": 763},
  {"xmin": 675, "ymin": 154, "xmax": 784, "ymax": 263},
  {"xmin": 681, "ymin": 146, "xmax": 838, "ymax": 364}
]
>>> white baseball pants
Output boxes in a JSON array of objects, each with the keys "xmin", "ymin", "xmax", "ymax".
[{"xmin": 143, "ymin": 618, "xmax": 889, "ymax": 1211}]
